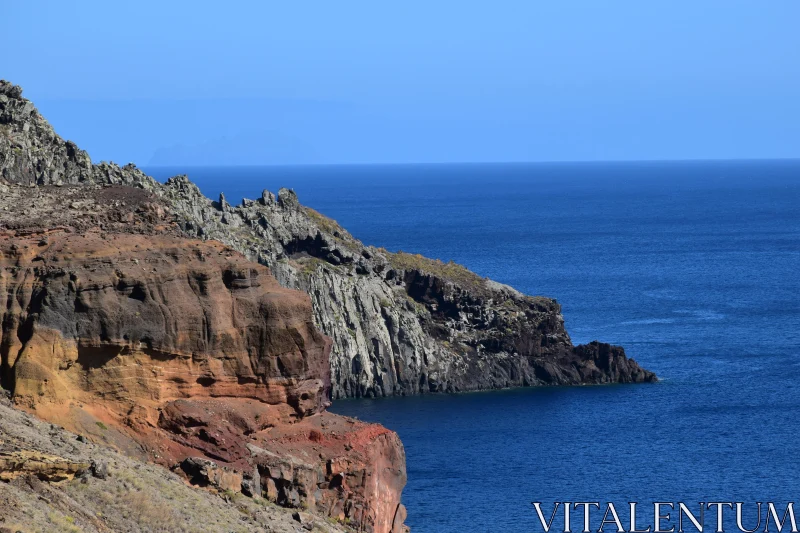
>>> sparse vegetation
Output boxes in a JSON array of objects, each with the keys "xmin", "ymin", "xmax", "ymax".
[
  {"xmin": 291, "ymin": 256, "xmax": 345, "ymax": 277},
  {"xmin": 121, "ymin": 490, "xmax": 181, "ymax": 530},
  {"xmin": 388, "ymin": 251, "xmax": 486, "ymax": 292},
  {"xmin": 303, "ymin": 207, "xmax": 344, "ymax": 236},
  {"xmin": 302, "ymin": 207, "xmax": 361, "ymax": 253},
  {"xmin": 0, "ymin": 399, "xmax": 351, "ymax": 533},
  {"xmin": 327, "ymin": 515, "xmax": 353, "ymax": 527},
  {"xmin": 299, "ymin": 256, "xmax": 324, "ymax": 274}
]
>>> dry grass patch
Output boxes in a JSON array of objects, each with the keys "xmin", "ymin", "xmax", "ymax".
[{"xmin": 388, "ymin": 251, "xmax": 486, "ymax": 292}]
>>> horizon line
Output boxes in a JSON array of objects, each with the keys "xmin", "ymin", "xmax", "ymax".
[{"xmin": 138, "ymin": 157, "xmax": 800, "ymax": 169}]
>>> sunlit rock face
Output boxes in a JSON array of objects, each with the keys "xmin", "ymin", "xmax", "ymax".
[{"xmin": 0, "ymin": 231, "xmax": 330, "ymax": 418}]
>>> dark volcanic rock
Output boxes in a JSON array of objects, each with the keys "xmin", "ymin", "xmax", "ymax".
[
  {"xmin": 0, "ymin": 79, "xmax": 656, "ymax": 401},
  {"xmin": 0, "ymin": 81, "xmax": 154, "ymax": 188},
  {"xmin": 155, "ymin": 177, "xmax": 657, "ymax": 397},
  {"xmin": 89, "ymin": 460, "xmax": 108, "ymax": 480}
]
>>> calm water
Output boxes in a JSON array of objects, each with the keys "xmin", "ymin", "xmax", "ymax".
[{"xmin": 148, "ymin": 161, "xmax": 800, "ymax": 533}]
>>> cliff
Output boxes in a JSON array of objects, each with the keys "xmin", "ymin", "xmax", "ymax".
[
  {"xmin": 160, "ymin": 182, "xmax": 657, "ymax": 398},
  {"xmin": 1, "ymin": 229, "xmax": 330, "ymax": 430},
  {"xmin": 0, "ymin": 79, "xmax": 656, "ymax": 401},
  {"xmin": 0, "ymin": 80, "xmax": 407, "ymax": 533}
]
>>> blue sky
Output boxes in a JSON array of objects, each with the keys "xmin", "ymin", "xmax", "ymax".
[{"xmin": 4, "ymin": 1, "xmax": 800, "ymax": 165}]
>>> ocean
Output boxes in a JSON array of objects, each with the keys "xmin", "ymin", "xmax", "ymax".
[{"xmin": 147, "ymin": 161, "xmax": 800, "ymax": 533}]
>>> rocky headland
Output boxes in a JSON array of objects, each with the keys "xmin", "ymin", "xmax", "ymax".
[
  {"xmin": 0, "ymin": 79, "xmax": 655, "ymax": 399},
  {"xmin": 0, "ymin": 79, "xmax": 655, "ymax": 532}
]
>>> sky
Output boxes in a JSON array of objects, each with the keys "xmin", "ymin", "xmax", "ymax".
[{"xmin": 3, "ymin": 1, "xmax": 800, "ymax": 165}]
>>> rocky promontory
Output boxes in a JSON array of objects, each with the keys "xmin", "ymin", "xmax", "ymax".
[{"xmin": 0, "ymin": 79, "xmax": 655, "ymax": 401}]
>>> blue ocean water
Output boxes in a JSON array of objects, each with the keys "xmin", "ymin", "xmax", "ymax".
[{"xmin": 147, "ymin": 161, "xmax": 800, "ymax": 533}]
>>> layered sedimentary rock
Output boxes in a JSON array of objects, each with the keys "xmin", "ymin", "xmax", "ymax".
[
  {"xmin": 0, "ymin": 450, "xmax": 90, "ymax": 482},
  {"xmin": 0, "ymin": 230, "xmax": 330, "ymax": 420},
  {"xmin": 0, "ymin": 79, "xmax": 655, "ymax": 402}
]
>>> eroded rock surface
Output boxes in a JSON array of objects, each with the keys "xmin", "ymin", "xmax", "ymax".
[
  {"xmin": 0, "ymin": 396, "xmax": 352, "ymax": 533},
  {"xmin": 0, "ymin": 230, "xmax": 330, "ymax": 420},
  {"xmin": 156, "ymin": 180, "xmax": 657, "ymax": 398},
  {"xmin": 0, "ymin": 450, "xmax": 89, "ymax": 482}
]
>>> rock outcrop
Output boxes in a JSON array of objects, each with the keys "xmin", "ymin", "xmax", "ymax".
[
  {"xmin": 0, "ymin": 78, "xmax": 655, "ymax": 403},
  {"xmin": 0, "ymin": 450, "xmax": 90, "ymax": 482},
  {"xmin": 0, "ymin": 230, "xmax": 331, "ymax": 425},
  {"xmin": 0, "ymin": 222, "xmax": 407, "ymax": 532},
  {"xmin": 0, "ymin": 79, "xmax": 152, "ymax": 189},
  {"xmin": 0, "ymin": 394, "xmax": 353, "ymax": 533}
]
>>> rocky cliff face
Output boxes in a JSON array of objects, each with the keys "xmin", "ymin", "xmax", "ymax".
[
  {"xmin": 154, "ymin": 180, "xmax": 657, "ymax": 398},
  {"xmin": 0, "ymin": 79, "xmax": 656, "ymax": 403},
  {"xmin": 0, "ymin": 220, "xmax": 408, "ymax": 531},
  {"xmin": 0, "ymin": 80, "xmax": 152, "ymax": 188},
  {"xmin": 0, "ymin": 84, "xmax": 408, "ymax": 531},
  {"xmin": 0, "ymin": 230, "xmax": 331, "ymax": 423}
]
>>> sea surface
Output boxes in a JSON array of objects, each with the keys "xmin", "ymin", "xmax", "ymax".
[{"xmin": 148, "ymin": 161, "xmax": 800, "ymax": 533}]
